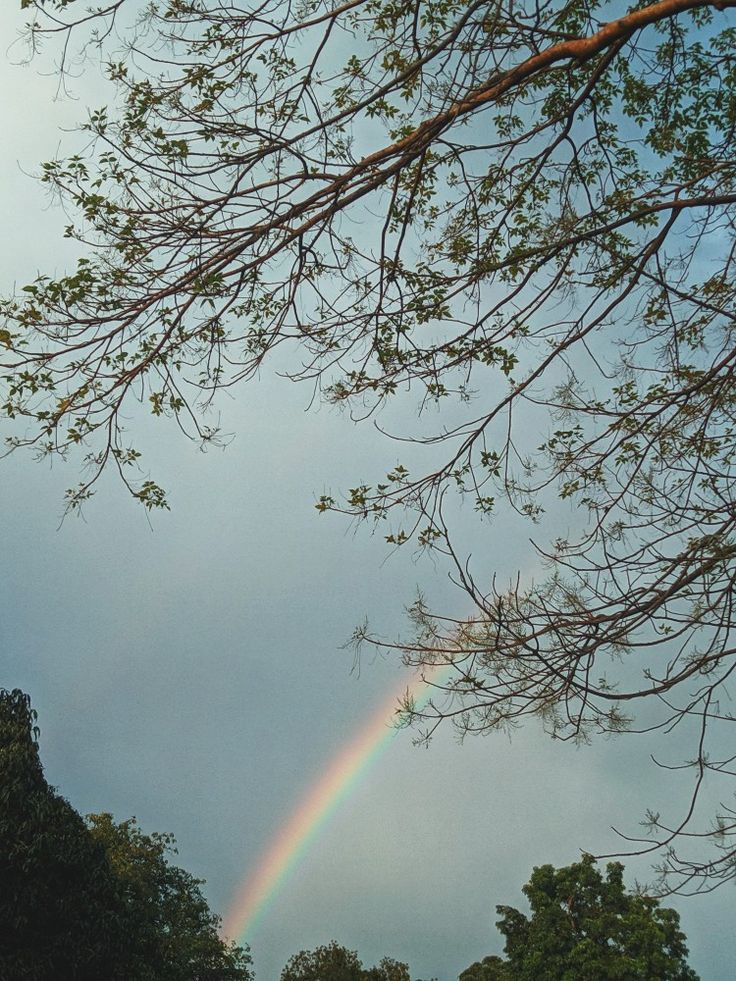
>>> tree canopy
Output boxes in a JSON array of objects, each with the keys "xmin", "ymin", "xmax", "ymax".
[
  {"xmin": 6, "ymin": 0, "xmax": 736, "ymax": 890},
  {"xmin": 460, "ymin": 856, "xmax": 699, "ymax": 981},
  {"xmin": 458, "ymin": 956, "xmax": 510, "ymax": 981},
  {"xmin": 279, "ymin": 941, "xmax": 412, "ymax": 981},
  {"xmin": 0, "ymin": 688, "xmax": 129, "ymax": 980},
  {"xmin": 0, "ymin": 688, "xmax": 252, "ymax": 981},
  {"xmin": 87, "ymin": 813, "xmax": 254, "ymax": 981}
]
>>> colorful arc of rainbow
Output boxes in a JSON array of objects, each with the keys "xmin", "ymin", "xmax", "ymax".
[{"xmin": 223, "ymin": 666, "xmax": 449, "ymax": 944}]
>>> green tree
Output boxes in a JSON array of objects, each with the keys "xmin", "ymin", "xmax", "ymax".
[
  {"xmin": 0, "ymin": 688, "xmax": 129, "ymax": 981},
  {"xmin": 0, "ymin": 688, "xmax": 252, "ymax": 981},
  {"xmin": 462, "ymin": 857, "xmax": 698, "ymax": 981},
  {"xmin": 6, "ymin": 0, "xmax": 736, "ymax": 888},
  {"xmin": 365, "ymin": 958, "xmax": 413, "ymax": 981},
  {"xmin": 280, "ymin": 941, "xmax": 412, "ymax": 981},
  {"xmin": 458, "ymin": 956, "xmax": 509, "ymax": 981},
  {"xmin": 87, "ymin": 814, "xmax": 253, "ymax": 981}
]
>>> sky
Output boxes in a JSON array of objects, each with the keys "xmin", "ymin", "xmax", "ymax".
[{"xmin": 1, "ymin": 5, "xmax": 735, "ymax": 979}]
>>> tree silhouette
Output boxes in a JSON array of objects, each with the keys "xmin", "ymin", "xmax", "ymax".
[{"xmin": 0, "ymin": 688, "xmax": 252, "ymax": 981}]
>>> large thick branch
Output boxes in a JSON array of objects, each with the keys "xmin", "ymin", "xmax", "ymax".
[{"xmin": 223, "ymin": 0, "xmax": 736, "ymax": 271}]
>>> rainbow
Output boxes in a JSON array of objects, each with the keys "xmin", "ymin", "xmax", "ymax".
[{"xmin": 222, "ymin": 664, "xmax": 450, "ymax": 943}]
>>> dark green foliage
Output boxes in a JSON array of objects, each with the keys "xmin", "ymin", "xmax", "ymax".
[
  {"xmin": 280, "ymin": 942, "xmax": 411, "ymax": 981},
  {"xmin": 0, "ymin": 689, "xmax": 251, "ymax": 981},
  {"xmin": 458, "ymin": 955, "xmax": 509, "ymax": 981},
  {"xmin": 462, "ymin": 857, "xmax": 698, "ymax": 981},
  {"xmin": 0, "ymin": 688, "xmax": 129, "ymax": 981},
  {"xmin": 88, "ymin": 813, "xmax": 252, "ymax": 981}
]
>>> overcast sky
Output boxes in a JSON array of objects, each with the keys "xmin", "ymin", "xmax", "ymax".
[{"xmin": 2, "ymin": 6, "xmax": 734, "ymax": 979}]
